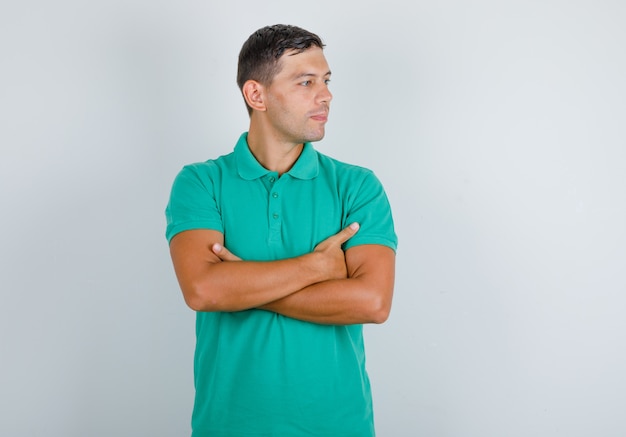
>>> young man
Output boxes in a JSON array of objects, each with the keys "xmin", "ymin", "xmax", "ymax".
[{"xmin": 165, "ymin": 24, "xmax": 397, "ymax": 437}]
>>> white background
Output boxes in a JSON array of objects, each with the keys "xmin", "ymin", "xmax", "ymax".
[{"xmin": 1, "ymin": 1, "xmax": 625, "ymax": 436}]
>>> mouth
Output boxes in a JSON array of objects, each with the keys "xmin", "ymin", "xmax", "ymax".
[{"xmin": 310, "ymin": 111, "xmax": 329, "ymax": 122}]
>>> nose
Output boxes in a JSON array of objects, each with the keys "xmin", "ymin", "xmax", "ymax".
[{"xmin": 317, "ymin": 83, "xmax": 332, "ymax": 104}]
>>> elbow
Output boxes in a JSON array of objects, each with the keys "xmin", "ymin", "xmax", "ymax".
[
  {"xmin": 182, "ymin": 281, "xmax": 222, "ymax": 312},
  {"xmin": 367, "ymin": 292, "xmax": 392, "ymax": 324},
  {"xmin": 184, "ymin": 294, "xmax": 208, "ymax": 312},
  {"xmin": 184, "ymin": 291, "xmax": 210, "ymax": 312},
  {"xmin": 370, "ymin": 304, "xmax": 391, "ymax": 324}
]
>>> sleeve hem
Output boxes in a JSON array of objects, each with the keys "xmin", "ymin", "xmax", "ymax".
[
  {"xmin": 166, "ymin": 221, "xmax": 224, "ymax": 243},
  {"xmin": 343, "ymin": 236, "xmax": 398, "ymax": 253}
]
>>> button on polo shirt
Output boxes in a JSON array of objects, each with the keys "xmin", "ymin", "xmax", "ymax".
[{"xmin": 165, "ymin": 132, "xmax": 397, "ymax": 437}]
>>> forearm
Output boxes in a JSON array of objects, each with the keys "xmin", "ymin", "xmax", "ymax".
[
  {"xmin": 258, "ymin": 277, "xmax": 391, "ymax": 325},
  {"xmin": 170, "ymin": 225, "xmax": 361, "ymax": 314},
  {"xmin": 180, "ymin": 253, "xmax": 326, "ymax": 312},
  {"xmin": 258, "ymin": 244, "xmax": 396, "ymax": 325}
]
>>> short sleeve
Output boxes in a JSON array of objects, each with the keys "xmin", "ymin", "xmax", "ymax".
[
  {"xmin": 342, "ymin": 170, "xmax": 398, "ymax": 252},
  {"xmin": 165, "ymin": 163, "xmax": 224, "ymax": 243}
]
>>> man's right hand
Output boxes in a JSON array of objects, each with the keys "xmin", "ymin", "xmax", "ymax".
[{"xmin": 312, "ymin": 222, "xmax": 360, "ymax": 281}]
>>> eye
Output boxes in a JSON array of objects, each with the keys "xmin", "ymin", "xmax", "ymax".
[
  {"xmin": 324, "ymin": 79, "xmax": 331, "ymax": 85},
  {"xmin": 300, "ymin": 80, "xmax": 311, "ymax": 86}
]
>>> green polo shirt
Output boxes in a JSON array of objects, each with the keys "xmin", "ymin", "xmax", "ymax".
[{"xmin": 165, "ymin": 133, "xmax": 397, "ymax": 437}]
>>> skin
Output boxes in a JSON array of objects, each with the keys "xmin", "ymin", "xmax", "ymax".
[
  {"xmin": 243, "ymin": 46, "xmax": 332, "ymax": 173},
  {"xmin": 169, "ymin": 46, "xmax": 396, "ymax": 325}
]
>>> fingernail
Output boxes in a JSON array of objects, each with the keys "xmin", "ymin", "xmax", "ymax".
[
  {"xmin": 350, "ymin": 222, "xmax": 359, "ymax": 230},
  {"xmin": 213, "ymin": 243, "xmax": 222, "ymax": 252}
]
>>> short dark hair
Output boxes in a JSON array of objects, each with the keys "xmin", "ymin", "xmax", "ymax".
[{"xmin": 237, "ymin": 24, "xmax": 325, "ymax": 114}]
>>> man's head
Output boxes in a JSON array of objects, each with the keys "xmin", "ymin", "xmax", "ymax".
[{"xmin": 237, "ymin": 25, "xmax": 325, "ymax": 115}]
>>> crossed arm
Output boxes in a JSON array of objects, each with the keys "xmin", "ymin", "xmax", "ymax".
[{"xmin": 168, "ymin": 224, "xmax": 396, "ymax": 325}]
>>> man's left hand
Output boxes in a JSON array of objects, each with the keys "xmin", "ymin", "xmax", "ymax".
[{"xmin": 212, "ymin": 243, "xmax": 242, "ymax": 261}]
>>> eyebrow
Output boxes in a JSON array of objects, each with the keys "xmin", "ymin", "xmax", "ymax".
[{"xmin": 291, "ymin": 71, "xmax": 332, "ymax": 80}]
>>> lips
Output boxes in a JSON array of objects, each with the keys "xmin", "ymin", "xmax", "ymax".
[{"xmin": 310, "ymin": 112, "xmax": 328, "ymax": 122}]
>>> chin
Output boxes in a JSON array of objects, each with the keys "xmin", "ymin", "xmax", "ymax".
[{"xmin": 305, "ymin": 130, "xmax": 326, "ymax": 143}]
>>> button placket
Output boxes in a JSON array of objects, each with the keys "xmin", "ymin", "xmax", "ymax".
[{"xmin": 267, "ymin": 174, "xmax": 282, "ymax": 242}]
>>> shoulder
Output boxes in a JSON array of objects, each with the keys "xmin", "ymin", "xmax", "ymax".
[
  {"xmin": 182, "ymin": 150, "xmax": 235, "ymax": 174},
  {"xmin": 173, "ymin": 151, "xmax": 235, "ymax": 185},
  {"xmin": 315, "ymin": 151, "xmax": 377, "ymax": 184},
  {"xmin": 315, "ymin": 152, "xmax": 389, "ymax": 203}
]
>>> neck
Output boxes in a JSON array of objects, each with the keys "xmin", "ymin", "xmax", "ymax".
[{"xmin": 247, "ymin": 122, "xmax": 304, "ymax": 175}]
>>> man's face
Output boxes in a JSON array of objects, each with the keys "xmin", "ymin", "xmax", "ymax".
[{"xmin": 262, "ymin": 46, "xmax": 333, "ymax": 144}]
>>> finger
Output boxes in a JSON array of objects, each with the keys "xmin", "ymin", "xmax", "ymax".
[
  {"xmin": 331, "ymin": 222, "xmax": 360, "ymax": 245},
  {"xmin": 212, "ymin": 243, "xmax": 242, "ymax": 261}
]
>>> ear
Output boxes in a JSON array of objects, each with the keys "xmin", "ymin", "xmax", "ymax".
[{"xmin": 242, "ymin": 80, "xmax": 266, "ymax": 112}]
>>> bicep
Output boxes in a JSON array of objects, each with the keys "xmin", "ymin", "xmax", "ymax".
[
  {"xmin": 169, "ymin": 229, "xmax": 224, "ymax": 298},
  {"xmin": 345, "ymin": 244, "xmax": 396, "ymax": 297}
]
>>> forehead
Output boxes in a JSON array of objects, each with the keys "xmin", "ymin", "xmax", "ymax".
[{"xmin": 276, "ymin": 47, "xmax": 330, "ymax": 78}]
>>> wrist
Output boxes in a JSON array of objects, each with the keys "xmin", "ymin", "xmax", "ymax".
[{"xmin": 299, "ymin": 251, "xmax": 328, "ymax": 283}]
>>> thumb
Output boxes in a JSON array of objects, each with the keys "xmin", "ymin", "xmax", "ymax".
[
  {"xmin": 335, "ymin": 222, "xmax": 360, "ymax": 245},
  {"xmin": 212, "ymin": 243, "xmax": 242, "ymax": 261}
]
